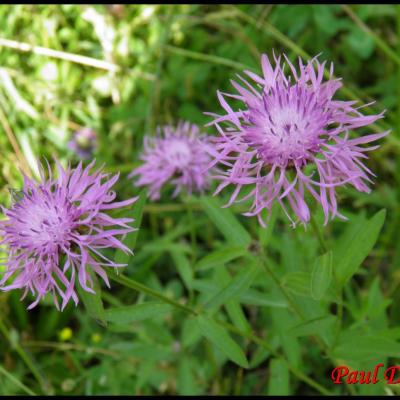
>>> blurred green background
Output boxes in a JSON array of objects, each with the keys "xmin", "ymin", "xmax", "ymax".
[{"xmin": 0, "ymin": 4, "xmax": 399, "ymax": 395}]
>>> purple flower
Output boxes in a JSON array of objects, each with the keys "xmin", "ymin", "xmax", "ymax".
[
  {"xmin": 129, "ymin": 121, "xmax": 212, "ymax": 200},
  {"xmin": 206, "ymin": 53, "xmax": 388, "ymax": 227},
  {"xmin": 0, "ymin": 160, "xmax": 137, "ymax": 310},
  {"xmin": 68, "ymin": 128, "xmax": 98, "ymax": 159}
]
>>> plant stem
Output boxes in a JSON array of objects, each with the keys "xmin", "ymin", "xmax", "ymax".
[
  {"xmin": 108, "ymin": 271, "xmax": 333, "ymax": 395},
  {"xmin": 109, "ymin": 272, "xmax": 197, "ymax": 316}
]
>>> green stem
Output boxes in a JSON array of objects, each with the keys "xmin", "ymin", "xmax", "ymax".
[
  {"xmin": 109, "ymin": 272, "xmax": 197, "ymax": 316},
  {"xmin": 108, "ymin": 271, "xmax": 333, "ymax": 395}
]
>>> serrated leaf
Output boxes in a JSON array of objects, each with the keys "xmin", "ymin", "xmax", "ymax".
[
  {"xmin": 114, "ymin": 189, "xmax": 146, "ymax": 266},
  {"xmin": 104, "ymin": 302, "xmax": 172, "ymax": 324},
  {"xmin": 195, "ymin": 245, "xmax": 247, "ymax": 271},
  {"xmin": 196, "ymin": 314, "xmax": 249, "ymax": 368},
  {"xmin": 199, "ymin": 196, "xmax": 251, "ymax": 247},
  {"xmin": 311, "ymin": 251, "xmax": 333, "ymax": 300},
  {"xmin": 335, "ymin": 209, "xmax": 386, "ymax": 286}
]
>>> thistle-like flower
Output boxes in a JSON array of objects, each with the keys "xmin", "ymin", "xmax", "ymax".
[
  {"xmin": 129, "ymin": 121, "xmax": 212, "ymax": 200},
  {"xmin": 0, "ymin": 160, "xmax": 137, "ymax": 310},
  {"xmin": 206, "ymin": 53, "xmax": 388, "ymax": 227}
]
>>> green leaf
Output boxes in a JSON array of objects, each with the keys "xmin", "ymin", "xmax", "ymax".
[
  {"xmin": 196, "ymin": 314, "xmax": 249, "ymax": 368},
  {"xmin": 199, "ymin": 196, "xmax": 251, "ymax": 247},
  {"xmin": 332, "ymin": 329, "xmax": 400, "ymax": 362},
  {"xmin": 104, "ymin": 302, "xmax": 172, "ymax": 324},
  {"xmin": 191, "ymin": 279, "xmax": 287, "ymax": 308},
  {"xmin": 114, "ymin": 189, "xmax": 146, "ymax": 266},
  {"xmin": 311, "ymin": 251, "xmax": 333, "ymax": 300},
  {"xmin": 205, "ymin": 261, "xmax": 260, "ymax": 312},
  {"xmin": 170, "ymin": 250, "xmax": 193, "ymax": 289},
  {"xmin": 268, "ymin": 358, "xmax": 290, "ymax": 395},
  {"xmin": 334, "ymin": 209, "xmax": 386, "ymax": 286},
  {"xmin": 346, "ymin": 28, "xmax": 375, "ymax": 59},
  {"xmin": 289, "ymin": 315, "xmax": 337, "ymax": 338},
  {"xmin": 78, "ymin": 273, "xmax": 106, "ymax": 325},
  {"xmin": 239, "ymin": 289, "xmax": 288, "ymax": 308},
  {"xmin": 177, "ymin": 357, "xmax": 201, "ymax": 395},
  {"xmin": 181, "ymin": 317, "xmax": 202, "ymax": 348},
  {"xmin": 282, "ymin": 271, "xmax": 312, "ymax": 298},
  {"xmin": 195, "ymin": 245, "xmax": 247, "ymax": 271},
  {"xmin": 211, "ymin": 266, "xmax": 253, "ymax": 333}
]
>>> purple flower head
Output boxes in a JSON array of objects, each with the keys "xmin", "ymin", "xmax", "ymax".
[
  {"xmin": 129, "ymin": 121, "xmax": 212, "ymax": 200},
  {"xmin": 68, "ymin": 128, "xmax": 98, "ymax": 159},
  {"xmin": 0, "ymin": 159, "xmax": 137, "ymax": 310},
  {"xmin": 206, "ymin": 53, "xmax": 388, "ymax": 227}
]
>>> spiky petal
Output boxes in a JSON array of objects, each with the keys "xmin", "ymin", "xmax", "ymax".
[
  {"xmin": 129, "ymin": 121, "xmax": 212, "ymax": 200},
  {"xmin": 0, "ymin": 160, "xmax": 137, "ymax": 310},
  {"xmin": 206, "ymin": 53, "xmax": 388, "ymax": 227}
]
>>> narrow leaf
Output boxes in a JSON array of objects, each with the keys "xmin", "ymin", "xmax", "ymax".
[
  {"xmin": 199, "ymin": 196, "xmax": 251, "ymax": 247},
  {"xmin": 170, "ymin": 250, "xmax": 193, "ymax": 289},
  {"xmin": 282, "ymin": 271, "xmax": 312, "ymax": 298},
  {"xmin": 335, "ymin": 209, "xmax": 386, "ymax": 286},
  {"xmin": 311, "ymin": 251, "xmax": 333, "ymax": 300},
  {"xmin": 205, "ymin": 262, "xmax": 259, "ymax": 312},
  {"xmin": 268, "ymin": 358, "xmax": 290, "ymax": 395},
  {"xmin": 195, "ymin": 245, "xmax": 247, "ymax": 271},
  {"xmin": 196, "ymin": 314, "xmax": 249, "ymax": 368}
]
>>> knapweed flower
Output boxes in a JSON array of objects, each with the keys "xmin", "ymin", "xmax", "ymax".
[
  {"xmin": 206, "ymin": 53, "xmax": 388, "ymax": 227},
  {"xmin": 68, "ymin": 128, "xmax": 98, "ymax": 159},
  {"xmin": 129, "ymin": 121, "xmax": 212, "ymax": 200},
  {"xmin": 0, "ymin": 160, "xmax": 137, "ymax": 310}
]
